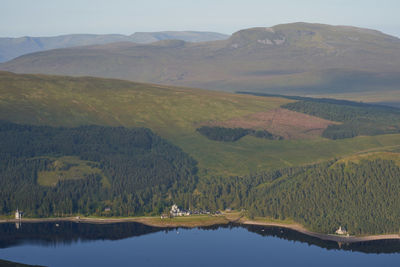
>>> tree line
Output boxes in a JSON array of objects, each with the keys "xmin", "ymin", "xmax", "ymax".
[
  {"xmin": 2, "ymin": 120, "xmax": 400, "ymax": 235},
  {"xmin": 237, "ymin": 92, "xmax": 400, "ymax": 139},
  {"xmin": 194, "ymin": 159, "xmax": 400, "ymax": 235},
  {"xmin": 282, "ymin": 99, "xmax": 400, "ymax": 139},
  {"xmin": 0, "ymin": 121, "xmax": 197, "ymax": 217},
  {"xmin": 197, "ymin": 126, "xmax": 282, "ymax": 142}
]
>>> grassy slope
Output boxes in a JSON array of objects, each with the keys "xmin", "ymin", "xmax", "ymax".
[
  {"xmin": 36, "ymin": 156, "xmax": 109, "ymax": 187},
  {"xmin": 2, "ymin": 71, "xmax": 400, "ymax": 176},
  {"xmin": 334, "ymin": 151, "xmax": 400, "ymax": 166}
]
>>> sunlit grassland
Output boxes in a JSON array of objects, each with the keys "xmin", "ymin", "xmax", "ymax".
[
  {"xmin": 2, "ymin": 71, "xmax": 400, "ymax": 176},
  {"xmin": 36, "ymin": 156, "xmax": 110, "ymax": 187},
  {"xmin": 334, "ymin": 151, "xmax": 400, "ymax": 167},
  {"xmin": 179, "ymin": 133, "xmax": 400, "ymax": 176},
  {"xmin": 146, "ymin": 214, "xmax": 228, "ymax": 225}
]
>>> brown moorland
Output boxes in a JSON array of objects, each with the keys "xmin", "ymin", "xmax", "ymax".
[{"xmin": 199, "ymin": 108, "xmax": 339, "ymax": 139}]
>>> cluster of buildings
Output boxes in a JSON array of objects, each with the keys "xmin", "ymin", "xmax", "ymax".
[
  {"xmin": 161, "ymin": 204, "xmax": 218, "ymax": 219},
  {"xmin": 169, "ymin": 204, "xmax": 191, "ymax": 217}
]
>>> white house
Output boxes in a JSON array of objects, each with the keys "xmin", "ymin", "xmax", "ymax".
[
  {"xmin": 335, "ymin": 226, "xmax": 347, "ymax": 235},
  {"xmin": 15, "ymin": 209, "xmax": 22, "ymax": 220}
]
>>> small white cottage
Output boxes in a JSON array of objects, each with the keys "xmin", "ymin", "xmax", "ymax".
[
  {"xmin": 15, "ymin": 209, "xmax": 22, "ymax": 220},
  {"xmin": 335, "ymin": 226, "xmax": 347, "ymax": 235}
]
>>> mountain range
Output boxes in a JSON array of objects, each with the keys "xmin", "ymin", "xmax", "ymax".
[
  {"xmin": 1, "ymin": 22, "xmax": 399, "ymax": 99},
  {"xmin": 0, "ymin": 31, "xmax": 229, "ymax": 63}
]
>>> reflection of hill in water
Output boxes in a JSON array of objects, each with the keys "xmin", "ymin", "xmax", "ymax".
[
  {"xmin": 241, "ymin": 224, "xmax": 400, "ymax": 254},
  {"xmin": 1, "ymin": 222, "xmax": 400, "ymax": 254}
]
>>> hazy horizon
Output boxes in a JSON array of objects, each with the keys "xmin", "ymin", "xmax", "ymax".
[
  {"xmin": 1, "ymin": 0, "xmax": 399, "ymax": 38},
  {"xmin": 0, "ymin": 21, "xmax": 399, "ymax": 39}
]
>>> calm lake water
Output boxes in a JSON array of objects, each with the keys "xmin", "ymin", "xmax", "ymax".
[{"xmin": 1, "ymin": 222, "xmax": 400, "ymax": 267}]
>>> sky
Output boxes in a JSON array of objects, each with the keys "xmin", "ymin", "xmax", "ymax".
[{"xmin": 1, "ymin": 0, "xmax": 399, "ymax": 38}]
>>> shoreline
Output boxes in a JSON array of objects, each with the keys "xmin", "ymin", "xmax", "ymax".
[
  {"xmin": 2, "ymin": 216, "xmax": 400, "ymax": 244},
  {"xmin": 0, "ymin": 215, "xmax": 230, "ymax": 228},
  {"xmin": 240, "ymin": 220, "xmax": 400, "ymax": 244}
]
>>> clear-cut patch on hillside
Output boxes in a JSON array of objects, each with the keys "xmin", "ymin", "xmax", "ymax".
[{"xmin": 198, "ymin": 108, "xmax": 339, "ymax": 140}]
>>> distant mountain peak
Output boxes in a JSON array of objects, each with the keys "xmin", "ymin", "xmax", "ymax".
[
  {"xmin": 228, "ymin": 27, "xmax": 286, "ymax": 48},
  {"xmin": 227, "ymin": 22, "xmax": 400, "ymax": 50}
]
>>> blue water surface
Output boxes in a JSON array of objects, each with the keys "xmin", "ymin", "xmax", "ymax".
[{"xmin": 0, "ymin": 223, "xmax": 399, "ymax": 267}]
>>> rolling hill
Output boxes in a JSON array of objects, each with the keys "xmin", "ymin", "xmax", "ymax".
[
  {"xmin": 0, "ymin": 31, "xmax": 229, "ymax": 63},
  {"xmin": 1, "ymin": 71, "xmax": 400, "ymax": 176},
  {"xmin": 1, "ymin": 22, "xmax": 400, "ymax": 100},
  {"xmin": 2, "ymin": 71, "xmax": 400, "ymax": 234}
]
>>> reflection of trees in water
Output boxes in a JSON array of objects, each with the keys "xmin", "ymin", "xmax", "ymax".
[
  {"xmin": 242, "ymin": 224, "xmax": 400, "ymax": 254},
  {"xmin": 1, "ymin": 222, "xmax": 400, "ymax": 254},
  {"xmin": 0, "ymin": 222, "xmax": 166, "ymax": 248}
]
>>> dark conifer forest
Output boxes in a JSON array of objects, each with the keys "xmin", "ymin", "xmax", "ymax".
[
  {"xmin": 196, "ymin": 126, "xmax": 282, "ymax": 142},
  {"xmin": 1, "ymin": 120, "xmax": 400, "ymax": 235},
  {"xmin": 240, "ymin": 92, "xmax": 400, "ymax": 139},
  {"xmin": 282, "ymin": 98, "xmax": 400, "ymax": 139},
  {"xmin": 0, "ymin": 121, "xmax": 198, "ymax": 217}
]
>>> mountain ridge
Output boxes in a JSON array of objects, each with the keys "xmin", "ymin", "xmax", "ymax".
[
  {"xmin": 1, "ymin": 22, "xmax": 400, "ymax": 98},
  {"xmin": 0, "ymin": 31, "xmax": 229, "ymax": 62}
]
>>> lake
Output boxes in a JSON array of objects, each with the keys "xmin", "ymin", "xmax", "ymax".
[{"xmin": 1, "ymin": 222, "xmax": 400, "ymax": 266}]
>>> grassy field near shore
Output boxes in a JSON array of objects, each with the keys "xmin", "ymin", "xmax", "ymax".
[
  {"xmin": 0, "ymin": 214, "xmax": 234, "ymax": 228},
  {"xmin": 134, "ymin": 215, "xmax": 230, "ymax": 227}
]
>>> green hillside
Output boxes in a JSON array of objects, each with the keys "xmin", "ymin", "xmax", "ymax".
[
  {"xmin": 2, "ymin": 23, "xmax": 400, "ymax": 100},
  {"xmin": 36, "ymin": 156, "xmax": 108, "ymax": 187},
  {"xmin": 2, "ymin": 72, "xmax": 400, "ymax": 234},
  {"xmin": 1, "ymin": 71, "xmax": 400, "ymax": 176},
  {"xmin": 0, "ymin": 121, "xmax": 197, "ymax": 216},
  {"xmin": 2, "ymin": 118, "xmax": 400, "ymax": 233},
  {"xmin": 196, "ymin": 151, "xmax": 400, "ymax": 235}
]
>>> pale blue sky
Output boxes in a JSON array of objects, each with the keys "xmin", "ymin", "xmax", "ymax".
[{"xmin": 1, "ymin": 0, "xmax": 399, "ymax": 37}]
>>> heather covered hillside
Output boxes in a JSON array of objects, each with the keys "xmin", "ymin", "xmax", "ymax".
[{"xmin": 1, "ymin": 71, "xmax": 400, "ymax": 177}]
